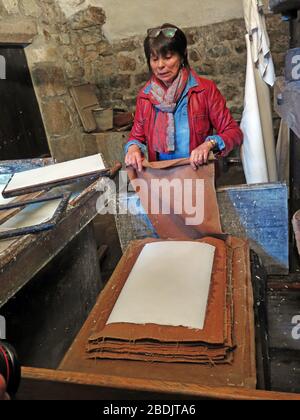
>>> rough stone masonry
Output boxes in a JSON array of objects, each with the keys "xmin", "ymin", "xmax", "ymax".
[{"xmin": 0, "ymin": 1, "xmax": 289, "ymax": 161}]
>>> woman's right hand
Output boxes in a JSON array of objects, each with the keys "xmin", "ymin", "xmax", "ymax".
[{"xmin": 125, "ymin": 145, "xmax": 143, "ymax": 172}]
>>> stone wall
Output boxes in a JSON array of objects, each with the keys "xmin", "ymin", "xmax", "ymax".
[
  {"xmin": 99, "ymin": 14, "xmax": 289, "ymax": 122},
  {"xmin": 0, "ymin": 1, "xmax": 289, "ymax": 162}
]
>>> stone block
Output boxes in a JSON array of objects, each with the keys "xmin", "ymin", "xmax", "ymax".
[
  {"xmin": 31, "ymin": 65, "xmax": 67, "ymax": 97},
  {"xmin": 112, "ymin": 39, "xmax": 139, "ymax": 53},
  {"xmin": 69, "ymin": 6, "xmax": 105, "ymax": 30},
  {"xmin": 117, "ymin": 55, "xmax": 136, "ymax": 71},
  {"xmin": 80, "ymin": 31, "xmax": 101, "ymax": 46},
  {"xmin": 96, "ymin": 41, "xmax": 113, "ymax": 56},
  {"xmin": 98, "ymin": 74, "xmax": 131, "ymax": 90},
  {"xmin": 83, "ymin": 132, "xmax": 129, "ymax": 164},
  {"xmin": 0, "ymin": 17, "xmax": 37, "ymax": 44},
  {"xmin": 134, "ymin": 72, "xmax": 149, "ymax": 85},
  {"xmin": 21, "ymin": 0, "xmax": 40, "ymax": 17},
  {"xmin": 49, "ymin": 132, "xmax": 82, "ymax": 162},
  {"xmin": 42, "ymin": 99, "xmax": 73, "ymax": 136},
  {"xmin": 65, "ymin": 62, "xmax": 84, "ymax": 80},
  {"xmin": 2, "ymin": 0, "xmax": 19, "ymax": 14}
]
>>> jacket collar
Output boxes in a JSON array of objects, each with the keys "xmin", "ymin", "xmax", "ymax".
[{"xmin": 139, "ymin": 68, "xmax": 205, "ymax": 99}]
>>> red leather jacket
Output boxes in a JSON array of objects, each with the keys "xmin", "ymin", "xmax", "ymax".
[{"xmin": 127, "ymin": 69, "xmax": 243, "ymax": 161}]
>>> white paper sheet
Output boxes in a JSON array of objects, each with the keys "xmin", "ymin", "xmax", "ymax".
[
  {"xmin": 241, "ymin": 34, "xmax": 269, "ymax": 184},
  {"xmin": 0, "ymin": 199, "xmax": 62, "ymax": 254},
  {"xmin": 107, "ymin": 241, "xmax": 215, "ymax": 330},
  {"xmin": 4, "ymin": 154, "xmax": 105, "ymax": 194},
  {"xmin": 241, "ymin": 0, "xmax": 278, "ymax": 184},
  {"xmin": 0, "ymin": 199, "xmax": 61, "ymax": 232}
]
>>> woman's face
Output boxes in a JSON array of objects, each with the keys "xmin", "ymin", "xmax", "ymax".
[{"xmin": 150, "ymin": 51, "xmax": 182, "ymax": 85}]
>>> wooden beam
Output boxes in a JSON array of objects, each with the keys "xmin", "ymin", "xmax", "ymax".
[
  {"xmin": 0, "ymin": 18, "xmax": 38, "ymax": 45},
  {"xmin": 19, "ymin": 367, "xmax": 300, "ymax": 400}
]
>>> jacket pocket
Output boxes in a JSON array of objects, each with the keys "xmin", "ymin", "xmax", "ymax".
[
  {"xmin": 193, "ymin": 114, "xmax": 210, "ymax": 131},
  {"xmin": 192, "ymin": 114, "xmax": 211, "ymax": 141}
]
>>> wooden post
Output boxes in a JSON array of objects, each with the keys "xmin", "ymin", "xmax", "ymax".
[{"xmin": 289, "ymin": 10, "xmax": 300, "ymax": 270}]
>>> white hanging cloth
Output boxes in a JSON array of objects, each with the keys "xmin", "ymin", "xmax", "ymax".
[{"xmin": 241, "ymin": 0, "xmax": 278, "ymax": 183}]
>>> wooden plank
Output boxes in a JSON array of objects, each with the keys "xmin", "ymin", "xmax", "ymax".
[
  {"xmin": 115, "ymin": 182, "xmax": 289, "ymax": 275},
  {"xmin": 0, "ymin": 191, "xmax": 44, "ymax": 225},
  {"xmin": 70, "ymin": 84, "xmax": 99, "ymax": 133},
  {"xmin": 19, "ymin": 367, "xmax": 300, "ymax": 400},
  {"xmin": 0, "ymin": 193, "xmax": 63, "ymax": 212},
  {"xmin": 0, "ymin": 186, "xmax": 101, "ymax": 308},
  {"xmin": 0, "ymin": 193, "xmax": 70, "ymax": 240},
  {"xmin": 267, "ymin": 288, "xmax": 300, "ymax": 350},
  {"xmin": 2, "ymin": 154, "xmax": 106, "ymax": 198},
  {"xmin": 276, "ymin": 120, "xmax": 290, "ymax": 186}
]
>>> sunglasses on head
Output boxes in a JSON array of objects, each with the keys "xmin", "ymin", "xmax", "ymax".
[{"xmin": 147, "ymin": 27, "xmax": 178, "ymax": 39}]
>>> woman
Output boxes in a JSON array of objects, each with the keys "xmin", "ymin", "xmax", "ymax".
[{"xmin": 125, "ymin": 23, "xmax": 243, "ymax": 171}]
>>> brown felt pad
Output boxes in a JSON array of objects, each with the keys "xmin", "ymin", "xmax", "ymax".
[
  {"xmin": 127, "ymin": 159, "xmax": 222, "ymax": 239},
  {"xmin": 88, "ymin": 237, "xmax": 228, "ymax": 345}
]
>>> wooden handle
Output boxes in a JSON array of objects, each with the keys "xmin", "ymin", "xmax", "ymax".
[{"xmin": 109, "ymin": 161, "xmax": 122, "ymax": 178}]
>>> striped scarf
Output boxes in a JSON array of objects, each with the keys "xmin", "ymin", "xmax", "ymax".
[{"xmin": 149, "ymin": 67, "xmax": 189, "ymax": 153}]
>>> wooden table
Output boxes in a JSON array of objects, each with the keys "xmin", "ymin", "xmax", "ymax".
[{"xmin": 0, "ymin": 159, "xmax": 103, "ymax": 368}]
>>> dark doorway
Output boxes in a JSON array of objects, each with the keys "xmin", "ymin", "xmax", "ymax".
[{"xmin": 0, "ymin": 46, "xmax": 50, "ymax": 160}]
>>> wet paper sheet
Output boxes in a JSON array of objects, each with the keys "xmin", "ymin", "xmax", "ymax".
[
  {"xmin": 87, "ymin": 237, "xmax": 235, "ymax": 365},
  {"xmin": 107, "ymin": 241, "xmax": 215, "ymax": 330}
]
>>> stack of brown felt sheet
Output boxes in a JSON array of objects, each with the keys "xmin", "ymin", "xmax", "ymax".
[{"xmin": 87, "ymin": 236, "xmax": 256, "ymax": 382}]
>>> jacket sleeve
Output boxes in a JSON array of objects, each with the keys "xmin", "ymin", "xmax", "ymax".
[
  {"xmin": 207, "ymin": 82, "xmax": 243, "ymax": 156},
  {"xmin": 126, "ymin": 95, "xmax": 147, "ymax": 150}
]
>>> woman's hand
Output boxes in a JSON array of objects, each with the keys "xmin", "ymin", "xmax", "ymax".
[
  {"xmin": 0, "ymin": 375, "xmax": 10, "ymax": 400},
  {"xmin": 125, "ymin": 145, "xmax": 143, "ymax": 172},
  {"xmin": 190, "ymin": 142, "xmax": 214, "ymax": 170}
]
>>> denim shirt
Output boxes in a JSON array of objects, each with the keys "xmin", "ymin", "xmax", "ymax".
[
  {"xmin": 158, "ymin": 72, "xmax": 197, "ymax": 160},
  {"xmin": 125, "ymin": 73, "xmax": 225, "ymax": 159}
]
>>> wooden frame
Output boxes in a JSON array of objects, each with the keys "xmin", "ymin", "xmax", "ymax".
[
  {"xmin": 0, "ymin": 193, "xmax": 71, "ymax": 240},
  {"xmin": 19, "ymin": 367, "xmax": 300, "ymax": 400},
  {"xmin": 1, "ymin": 154, "xmax": 108, "ymax": 198}
]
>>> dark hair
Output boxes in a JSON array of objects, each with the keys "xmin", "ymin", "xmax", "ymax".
[{"xmin": 144, "ymin": 23, "xmax": 189, "ymax": 71}]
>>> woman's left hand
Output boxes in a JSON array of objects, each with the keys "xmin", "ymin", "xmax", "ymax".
[{"xmin": 190, "ymin": 142, "xmax": 214, "ymax": 170}]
